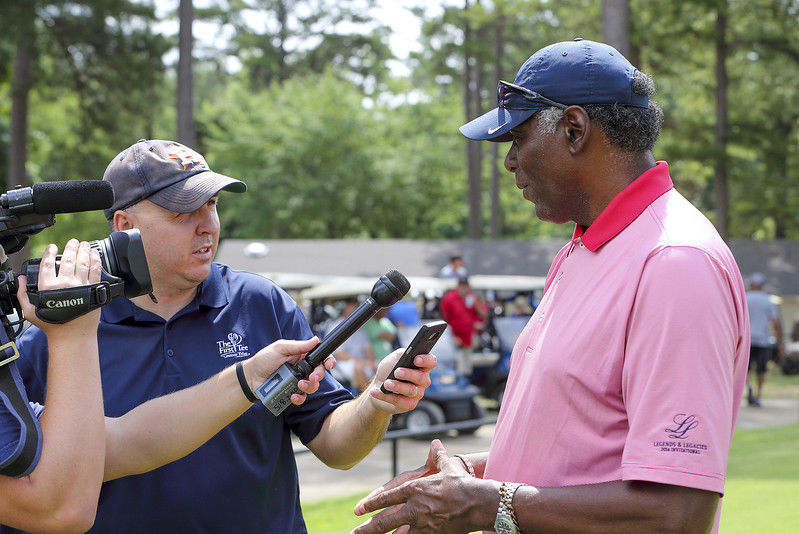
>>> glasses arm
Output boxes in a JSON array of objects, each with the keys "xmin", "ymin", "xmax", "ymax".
[{"xmin": 498, "ymin": 80, "xmax": 568, "ymax": 110}]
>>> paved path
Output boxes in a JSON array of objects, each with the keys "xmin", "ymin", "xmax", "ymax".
[
  {"xmin": 735, "ymin": 395, "xmax": 799, "ymax": 429},
  {"xmin": 297, "ymin": 396, "xmax": 799, "ymax": 503}
]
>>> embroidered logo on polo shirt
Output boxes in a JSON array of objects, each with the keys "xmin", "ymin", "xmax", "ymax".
[
  {"xmin": 652, "ymin": 413, "xmax": 708, "ymax": 455},
  {"xmin": 666, "ymin": 413, "xmax": 698, "ymax": 439},
  {"xmin": 216, "ymin": 332, "xmax": 250, "ymax": 359}
]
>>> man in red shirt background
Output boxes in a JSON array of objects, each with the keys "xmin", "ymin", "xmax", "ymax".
[{"xmin": 439, "ymin": 276, "xmax": 487, "ymax": 377}]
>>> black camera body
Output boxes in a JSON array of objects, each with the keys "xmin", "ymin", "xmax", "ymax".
[
  {"xmin": 21, "ymin": 229, "xmax": 152, "ymax": 324},
  {"xmin": 0, "ymin": 181, "xmax": 152, "ymax": 336}
]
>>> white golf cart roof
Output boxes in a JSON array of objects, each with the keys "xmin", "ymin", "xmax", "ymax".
[{"xmin": 297, "ymin": 274, "xmax": 546, "ymax": 301}]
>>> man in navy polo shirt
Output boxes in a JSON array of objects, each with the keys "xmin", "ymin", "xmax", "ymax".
[
  {"xmin": 2, "ymin": 250, "xmax": 332, "ymax": 531},
  {"xmin": 7, "ymin": 139, "xmax": 435, "ymax": 534}
]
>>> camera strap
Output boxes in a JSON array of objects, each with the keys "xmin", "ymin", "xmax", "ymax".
[
  {"xmin": 27, "ymin": 279, "xmax": 126, "ymax": 324},
  {"xmin": 0, "ymin": 341, "xmax": 43, "ymax": 478}
]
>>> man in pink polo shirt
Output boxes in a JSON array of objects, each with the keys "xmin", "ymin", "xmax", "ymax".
[{"xmin": 352, "ymin": 38, "xmax": 749, "ymax": 534}]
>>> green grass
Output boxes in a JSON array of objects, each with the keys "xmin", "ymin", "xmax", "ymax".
[
  {"xmin": 720, "ymin": 424, "xmax": 799, "ymax": 533},
  {"xmin": 302, "ymin": 423, "xmax": 799, "ymax": 533},
  {"xmin": 302, "ymin": 491, "xmax": 370, "ymax": 533},
  {"xmin": 302, "ymin": 491, "xmax": 484, "ymax": 534}
]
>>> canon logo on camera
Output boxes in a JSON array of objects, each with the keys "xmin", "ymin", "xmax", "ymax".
[{"xmin": 45, "ymin": 298, "xmax": 85, "ymax": 309}]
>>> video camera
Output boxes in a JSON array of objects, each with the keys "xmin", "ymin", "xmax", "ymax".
[
  {"xmin": 0, "ymin": 179, "xmax": 153, "ymax": 478},
  {"xmin": 0, "ymin": 180, "xmax": 152, "ymax": 339}
]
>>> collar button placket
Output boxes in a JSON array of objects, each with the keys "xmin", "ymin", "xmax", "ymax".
[{"xmin": 163, "ymin": 322, "xmax": 174, "ymax": 361}]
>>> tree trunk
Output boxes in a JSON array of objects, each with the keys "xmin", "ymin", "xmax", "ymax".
[
  {"xmin": 277, "ymin": 0, "xmax": 289, "ymax": 82},
  {"xmin": 489, "ymin": 19, "xmax": 504, "ymax": 239},
  {"xmin": 463, "ymin": 0, "xmax": 482, "ymax": 240},
  {"xmin": 601, "ymin": 0, "xmax": 631, "ymax": 59},
  {"xmin": 713, "ymin": 2, "xmax": 729, "ymax": 239},
  {"xmin": 7, "ymin": 4, "xmax": 36, "ymax": 267},
  {"xmin": 8, "ymin": 11, "xmax": 36, "ymax": 190},
  {"xmin": 177, "ymin": 0, "xmax": 196, "ymax": 148},
  {"xmin": 771, "ymin": 116, "xmax": 795, "ymax": 239}
]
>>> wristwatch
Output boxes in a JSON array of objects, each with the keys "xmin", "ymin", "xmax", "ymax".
[{"xmin": 494, "ymin": 482, "xmax": 523, "ymax": 534}]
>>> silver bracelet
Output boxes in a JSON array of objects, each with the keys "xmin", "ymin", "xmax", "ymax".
[{"xmin": 495, "ymin": 482, "xmax": 524, "ymax": 534}]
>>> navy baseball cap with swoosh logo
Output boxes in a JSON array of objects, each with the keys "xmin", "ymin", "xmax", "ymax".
[
  {"xmin": 103, "ymin": 139, "xmax": 247, "ymax": 219},
  {"xmin": 459, "ymin": 38, "xmax": 649, "ymax": 142}
]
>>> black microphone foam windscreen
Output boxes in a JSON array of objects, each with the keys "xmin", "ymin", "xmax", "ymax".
[
  {"xmin": 32, "ymin": 180, "xmax": 114, "ymax": 214},
  {"xmin": 385, "ymin": 269, "xmax": 411, "ymax": 295}
]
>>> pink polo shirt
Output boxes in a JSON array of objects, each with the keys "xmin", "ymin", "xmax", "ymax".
[{"xmin": 485, "ymin": 162, "xmax": 749, "ymax": 532}]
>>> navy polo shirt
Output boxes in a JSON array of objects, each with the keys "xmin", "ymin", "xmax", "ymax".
[
  {"xmin": 0, "ymin": 396, "xmax": 42, "ymax": 477},
  {"xmin": 3, "ymin": 263, "xmax": 353, "ymax": 534}
]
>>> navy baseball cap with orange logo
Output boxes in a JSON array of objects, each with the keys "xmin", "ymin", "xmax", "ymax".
[
  {"xmin": 102, "ymin": 139, "xmax": 247, "ymax": 220},
  {"xmin": 459, "ymin": 38, "xmax": 648, "ymax": 142}
]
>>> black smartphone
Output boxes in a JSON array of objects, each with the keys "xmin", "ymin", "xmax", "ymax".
[{"xmin": 380, "ymin": 320, "xmax": 447, "ymax": 394}]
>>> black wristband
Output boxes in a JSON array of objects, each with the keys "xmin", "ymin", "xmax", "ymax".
[{"xmin": 236, "ymin": 362, "xmax": 258, "ymax": 403}]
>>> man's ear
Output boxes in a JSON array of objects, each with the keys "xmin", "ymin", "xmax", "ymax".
[
  {"xmin": 113, "ymin": 210, "xmax": 135, "ymax": 231},
  {"xmin": 562, "ymin": 106, "xmax": 591, "ymax": 155}
]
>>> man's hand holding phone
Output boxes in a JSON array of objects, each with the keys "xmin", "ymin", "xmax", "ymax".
[{"xmin": 367, "ymin": 321, "xmax": 445, "ymax": 413}]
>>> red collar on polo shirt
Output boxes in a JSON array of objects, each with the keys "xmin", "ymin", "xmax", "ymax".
[{"xmin": 573, "ymin": 161, "xmax": 674, "ymax": 252}]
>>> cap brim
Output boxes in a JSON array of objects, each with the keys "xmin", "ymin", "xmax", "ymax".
[
  {"xmin": 458, "ymin": 107, "xmax": 538, "ymax": 142},
  {"xmin": 148, "ymin": 170, "xmax": 247, "ymax": 214}
]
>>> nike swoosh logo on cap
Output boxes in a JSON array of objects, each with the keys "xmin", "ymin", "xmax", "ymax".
[{"xmin": 488, "ymin": 121, "xmax": 509, "ymax": 135}]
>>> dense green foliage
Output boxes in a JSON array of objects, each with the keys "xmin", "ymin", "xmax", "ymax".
[
  {"xmin": 202, "ymin": 70, "xmax": 479, "ymax": 239},
  {"xmin": 2, "ymin": 0, "xmax": 798, "ymax": 251}
]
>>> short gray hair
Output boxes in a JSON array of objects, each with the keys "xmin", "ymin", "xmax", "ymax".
[
  {"xmin": 535, "ymin": 108, "xmax": 563, "ymax": 135},
  {"xmin": 584, "ymin": 70, "xmax": 663, "ymax": 152},
  {"xmin": 533, "ymin": 70, "xmax": 664, "ymax": 152}
]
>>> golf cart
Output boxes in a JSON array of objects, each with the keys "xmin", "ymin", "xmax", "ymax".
[
  {"xmin": 415, "ymin": 275, "xmax": 545, "ymax": 409},
  {"xmin": 471, "ymin": 315, "xmax": 531, "ymax": 407},
  {"xmin": 388, "ymin": 322, "xmax": 486, "ymax": 436},
  {"xmin": 299, "ymin": 278, "xmax": 487, "ymax": 436}
]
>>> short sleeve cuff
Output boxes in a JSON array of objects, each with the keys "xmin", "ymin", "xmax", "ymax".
[{"xmin": 622, "ymin": 464, "xmax": 725, "ymax": 494}]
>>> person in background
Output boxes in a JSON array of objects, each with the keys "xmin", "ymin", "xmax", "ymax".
[
  {"xmin": 509, "ymin": 294, "xmax": 534, "ymax": 317},
  {"xmin": 439, "ymin": 276, "xmax": 487, "ymax": 377},
  {"xmin": 365, "ymin": 308, "xmax": 399, "ymax": 362},
  {"xmin": 745, "ymin": 272, "xmax": 784, "ymax": 407},
  {"xmin": 386, "ymin": 297, "xmax": 421, "ymax": 327},
  {"xmin": 329, "ymin": 298, "xmax": 377, "ymax": 391},
  {"xmin": 438, "ymin": 253, "xmax": 468, "ymax": 279}
]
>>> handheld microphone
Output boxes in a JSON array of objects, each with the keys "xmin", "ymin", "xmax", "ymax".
[
  {"xmin": 256, "ymin": 270, "xmax": 410, "ymax": 416},
  {"xmin": 1, "ymin": 180, "xmax": 114, "ymax": 215}
]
